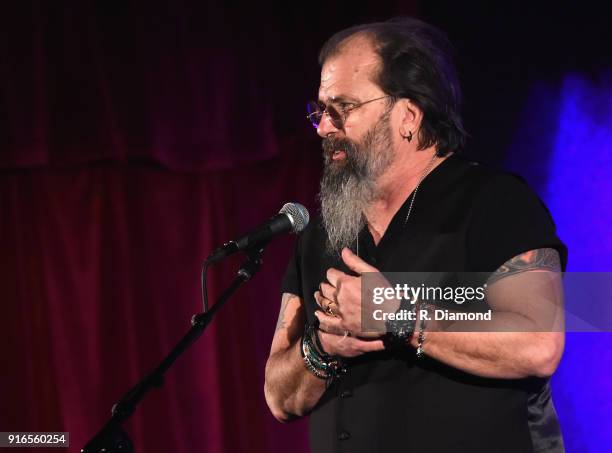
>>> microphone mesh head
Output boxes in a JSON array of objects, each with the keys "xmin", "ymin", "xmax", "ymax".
[{"xmin": 279, "ymin": 202, "xmax": 310, "ymax": 233}]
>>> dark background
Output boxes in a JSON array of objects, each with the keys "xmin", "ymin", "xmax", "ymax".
[{"xmin": 2, "ymin": 1, "xmax": 611, "ymax": 452}]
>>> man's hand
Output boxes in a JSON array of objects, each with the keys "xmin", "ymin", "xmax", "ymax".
[
  {"xmin": 314, "ymin": 247, "xmax": 393, "ymax": 341},
  {"xmin": 316, "ymin": 329, "xmax": 385, "ymax": 358}
]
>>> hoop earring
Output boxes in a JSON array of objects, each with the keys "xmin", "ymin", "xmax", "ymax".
[{"xmin": 401, "ymin": 130, "xmax": 413, "ymax": 142}]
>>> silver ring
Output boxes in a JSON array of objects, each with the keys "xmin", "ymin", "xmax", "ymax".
[{"xmin": 338, "ymin": 330, "xmax": 350, "ymax": 343}]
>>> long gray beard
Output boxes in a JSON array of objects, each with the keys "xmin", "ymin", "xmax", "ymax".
[
  {"xmin": 319, "ymin": 166, "xmax": 374, "ymax": 256},
  {"xmin": 318, "ymin": 112, "xmax": 394, "ymax": 256}
]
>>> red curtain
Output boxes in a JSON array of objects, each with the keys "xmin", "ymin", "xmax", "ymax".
[
  {"xmin": 0, "ymin": 142, "xmax": 323, "ymax": 452},
  {"xmin": 0, "ymin": 1, "xmax": 286, "ymax": 171},
  {"xmin": 0, "ymin": 1, "xmax": 418, "ymax": 451}
]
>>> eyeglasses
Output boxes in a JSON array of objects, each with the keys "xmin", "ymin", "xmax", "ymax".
[{"xmin": 306, "ymin": 95, "xmax": 394, "ymax": 129}]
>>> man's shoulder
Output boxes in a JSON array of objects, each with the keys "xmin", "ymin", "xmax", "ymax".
[
  {"xmin": 456, "ymin": 156, "xmax": 566, "ymax": 271},
  {"xmin": 450, "ymin": 155, "xmax": 542, "ymax": 202}
]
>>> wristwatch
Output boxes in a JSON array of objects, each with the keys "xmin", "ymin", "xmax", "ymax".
[{"xmin": 384, "ymin": 298, "xmax": 417, "ymax": 349}]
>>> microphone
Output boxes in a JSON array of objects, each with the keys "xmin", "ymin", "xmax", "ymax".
[{"xmin": 206, "ymin": 202, "xmax": 309, "ymax": 263}]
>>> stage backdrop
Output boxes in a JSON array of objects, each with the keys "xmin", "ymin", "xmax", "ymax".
[
  {"xmin": 2, "ymin": 2, "xmax": 611, "ymax": 452},
  {"xmin": 0, "ymin": 2, "xmax": 416, "ymax": 452}
]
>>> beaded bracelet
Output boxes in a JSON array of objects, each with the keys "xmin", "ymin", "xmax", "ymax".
[
  {"xmin": 303, "ymin": 330, "xmax": 328, "ymax": 371},
  {"xmin": 300, "ymin": 321, "xmax": 346, "ymax": 383},
  {"xmin": 301, "ymin": 338, "xmax": 329, "ymax": 379},
  {"xmin": 301, "ymin": 328, "xmax": 332, "ymax": 379},
  {"xmin": 416, "ymin": 304, "xmax": 428, "ymax": 359}
]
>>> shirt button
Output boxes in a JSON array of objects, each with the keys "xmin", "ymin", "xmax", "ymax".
[
  {"xmin": 340, "ymin": 389, "xmax": 353, "ymax": 398},
  {"xmin": 338, "ymin": 431, "xmax": 351, "ymax": 441}
]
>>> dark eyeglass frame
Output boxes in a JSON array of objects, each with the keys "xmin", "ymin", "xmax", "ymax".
[{"xmin": 306, "ymin": 95, "xmax": 394, "ymax": 129}]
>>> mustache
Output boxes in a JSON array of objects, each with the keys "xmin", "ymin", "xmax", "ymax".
[{"xmin": 322, "ymin": 137, "xmax": 356, "ymax": 158}]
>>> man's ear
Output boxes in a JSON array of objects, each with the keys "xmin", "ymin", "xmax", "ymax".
[{"xmin": 398, "ymin": 99, "xmax": 424, "ymax": 139}]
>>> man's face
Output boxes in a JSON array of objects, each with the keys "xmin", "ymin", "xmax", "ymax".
[
  {"xmin": 317, "ymin": 36, "xmax": 398, "ymax": 255},
  {"xmin": 317, "ymin": 36, "xmax": 397, "ymax": 167}
]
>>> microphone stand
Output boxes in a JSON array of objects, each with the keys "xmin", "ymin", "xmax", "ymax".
[{"xmin": 82, "ymin": 248, "xmax": 264, "ymax": 452}]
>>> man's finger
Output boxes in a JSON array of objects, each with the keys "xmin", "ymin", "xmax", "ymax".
[
  {"xmin": 324, "ymin": 333, "xmax": 386, "ymax": 353},
  {"xmin": 314, "ymin": 290, "xmax": 323, "ymax": 309},
  {"xmin": 315, "ymin": 290, "xmax": 338, "ymax": 313},
  {"xmin": 341, "ymin": 247, "xmax": 378, "ymax": 274},
  {"xmin": 357, "ymin": 338, "xmax": 385, "ymax": 352},
  {"xmin": 314, "ymin": 310, "xmax": 344, "ymax": 334},
  {"xmin": 326, "ymin": 268, "xmax": 345, "ymax": 287},
  {"xmin": 320, "ymin": 282, "xmax": 337, "ymax": 302},
  {"xmin": 318, "ymin": 331, "xmax": 385, "ymax": 354}
]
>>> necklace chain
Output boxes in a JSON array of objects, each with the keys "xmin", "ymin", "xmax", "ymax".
[
  {"xmin": 404, "ymin": 153, "xmax": 438, "ymax": 226},
  {"xmin": 356, "ymin": 153, "xmax": 438, "ymax": 257}
]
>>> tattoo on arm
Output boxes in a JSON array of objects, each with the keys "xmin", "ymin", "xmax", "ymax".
[
  {"xmin": 275, "ymin": 293, "xmax": 295, "ymax": 332},
  {"xmin": 489, "ymin": 248, "xmax": 561, "ymax": 284}
]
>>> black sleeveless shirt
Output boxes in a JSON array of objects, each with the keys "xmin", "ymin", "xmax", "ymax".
[{"xmin": 281, "ymin": 155, "xmax": 567, "ymax": 453}]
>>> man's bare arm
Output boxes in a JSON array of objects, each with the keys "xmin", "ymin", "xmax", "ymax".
[
  {"xmin": 410, "ymin": 248, "xmax": 565, "ymax": 379},
  {"xmin": 264, "ymin": 292, "xmax": 386, "ymax": 422},
  {"xmin": 264, "ymin": 293, "xmax": 327, "ymax": 422}
]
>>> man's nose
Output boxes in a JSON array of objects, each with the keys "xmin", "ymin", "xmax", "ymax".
[{"xmin": 316, "ymin": 111, "xmax": 340, "ymax": 138}]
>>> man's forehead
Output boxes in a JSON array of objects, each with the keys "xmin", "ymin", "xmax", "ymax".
[{"xmin": 318, "ymin": 37, "xmax": 380, "ymax": 101}]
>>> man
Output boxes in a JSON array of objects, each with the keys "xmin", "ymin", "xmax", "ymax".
[{"xmin": 264, "ymin": 18, "xmax": 567, "ymax": 453}]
